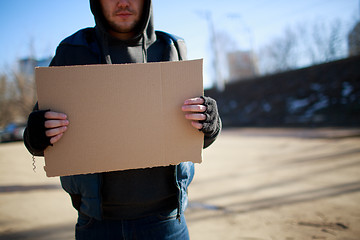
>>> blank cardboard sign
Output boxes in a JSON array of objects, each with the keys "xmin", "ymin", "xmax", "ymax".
[{"xmin": 35, "ymin": 59, "xmax": 204, "ymax": 177}]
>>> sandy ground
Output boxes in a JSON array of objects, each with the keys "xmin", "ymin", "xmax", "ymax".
[{"xmin": 0, "ymin": 128, "xmax": 360, "ymax": 240}]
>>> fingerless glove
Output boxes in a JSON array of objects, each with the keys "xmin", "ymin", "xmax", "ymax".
[
  {"xmin": 199, "ymin": 96, "xmax": 220, "ymax": 137},
  {"xmin": 26, "ymin": 109, "xmax": 52, "ymax": 151}
]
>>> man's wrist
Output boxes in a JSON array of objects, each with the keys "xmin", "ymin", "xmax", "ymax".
[{"xmin": 27, "ymin": 109, "xmax": 53, "ymax": 150}]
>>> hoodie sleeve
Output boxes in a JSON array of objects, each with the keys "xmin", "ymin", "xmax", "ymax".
[{"xmin": 23, "ymin": 49, "xmax": 62, "ymax": 157}]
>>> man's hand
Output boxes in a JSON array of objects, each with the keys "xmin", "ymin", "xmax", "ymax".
[
  {"xmin": 182, "ymin": 97, "xmax": 207, "ymax": 130},
  {"xmin": 44, "ymin": 111, "xmax": 69, "ymax": 144}
]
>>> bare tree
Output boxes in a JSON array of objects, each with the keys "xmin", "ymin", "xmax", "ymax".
[
  {"xmin": 0, "ymin": 75, "xmax": 11, "ymax": 126},
  {"xmin": 0, "ymin": 74, "xmax": 16, "ymax": 126},
  {"xmin": 258, "ymin": 27, "xmax": 298, "ymax": 74},
  {"xmin": 0, "ymin": 71, "xmax": 36, "ymax": 127},
  {"xmin": 257, "ymin": 18, "xmax": 349, "ymax": 75},
  {"xmin": 309, "ymin": 19, "xmax": 345, "ymax": 64},
  {"xmin": 13, "ymin": 72, "xmax": 37, "ymax": 117}
]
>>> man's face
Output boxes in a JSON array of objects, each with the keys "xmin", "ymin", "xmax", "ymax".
[{"xmin": 100, "ymin": 0, "xmax": 144, "ymax": 39}]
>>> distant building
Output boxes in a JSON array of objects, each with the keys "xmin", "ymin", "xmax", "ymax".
[
  {"xmin": 227, "ymin": 50, "xmax": 259, "ymax": 83},
  {"xmin": 348, "ymin": 21, "xmax": 360, "ymax": 57},
  {"xmin": 18, "ymin": 57, "xmax": 52, "ymax": 76}
]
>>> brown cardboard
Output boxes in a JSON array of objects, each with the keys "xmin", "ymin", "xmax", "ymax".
[{"xmin": 35, "ymin": 59, "xmax": 204, "ymax": 177}]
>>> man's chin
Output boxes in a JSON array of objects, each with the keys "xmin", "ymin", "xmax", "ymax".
[{"xmin": 111, "ymin": 22, "xmax": 137, "ymax": 33}]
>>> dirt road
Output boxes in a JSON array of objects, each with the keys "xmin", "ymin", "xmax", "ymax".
[{"xmin": 1, "ymin": 128, "xmax": 359, "ymax": 240}]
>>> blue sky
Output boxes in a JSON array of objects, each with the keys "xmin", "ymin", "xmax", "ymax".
[{"xmin": 0, "ymin": 0, "xmax": 359, "ymax": 88}]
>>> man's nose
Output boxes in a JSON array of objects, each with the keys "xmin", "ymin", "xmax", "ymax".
[{"xmin": 117, "ymin": 0, "xmax": 130, "ymax": 8}]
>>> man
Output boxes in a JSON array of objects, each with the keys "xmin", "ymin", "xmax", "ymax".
[{"xmin": 24, "ymin": 0, "xmax": 221, "ymax": 239}]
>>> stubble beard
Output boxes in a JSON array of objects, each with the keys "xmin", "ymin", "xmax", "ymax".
[
  {"xmin": 108, "ymin": 20, "xmax": 139, "ymax": 34},
  {"xmin": 107, "ymin": 6, "xmax": 140, "ymax": 34}
]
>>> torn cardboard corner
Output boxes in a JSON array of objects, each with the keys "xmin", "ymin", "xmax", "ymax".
[{"xmin": 35, "ymin": 59, "xmax": 204, "ymax": 177}]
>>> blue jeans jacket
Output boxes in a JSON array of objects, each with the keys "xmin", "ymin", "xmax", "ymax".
[
  {"xmin": 60, "ymin": 162, "xmax": 194, "ymax": 220},
  {"xmin": 24, "ymin": 28, "xmax": 220, "ymax": 221}
]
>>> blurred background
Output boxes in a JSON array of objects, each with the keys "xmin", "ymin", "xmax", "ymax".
[
  {"xmin": 1, "ymin": 1, "xmax": 360, "ymax": 239},
  {"xmin": 0, "ymin": 0, "xmax": 359, "ymax": 132}
]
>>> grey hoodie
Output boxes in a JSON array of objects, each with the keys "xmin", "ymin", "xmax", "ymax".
[
  {"xmin": 89, "ymin": 0, "xmax": 181, "ymax": 219},
  {"xmin": 90, "ymin": 0, "xmax": 180, "ymax": 64},
  {"xmin": 24, "ymin": 0, "xmax": 220, "ymax": 220}
]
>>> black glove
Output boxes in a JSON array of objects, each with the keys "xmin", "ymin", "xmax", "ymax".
[
  {"xmin": 199, "ymin": 96, "xmax": 220, "ymax": 137},
  {"xmin": 26, "ymin": 109, "xmax": 52, "ymax": 151}
]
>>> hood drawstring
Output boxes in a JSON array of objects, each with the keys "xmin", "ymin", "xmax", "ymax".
[
  {"xmin": 105, "ymin": 54, "xmax": 112, "ymax": 64},
  {"xmin": 102, "ymin": 32, "xmax": 113, "ymax": 64},
  {"xmin": 102, "ymin": 32, "xmax": 147, "ymax": 64},
  {"xmin": 142, "ymin": 33, "xmax": 148, "ymax": 63}
]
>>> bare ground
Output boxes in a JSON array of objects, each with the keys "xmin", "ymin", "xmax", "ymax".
[{"xmin": 1, "ymin": 128, "xmax": 359, "ymax": 240}]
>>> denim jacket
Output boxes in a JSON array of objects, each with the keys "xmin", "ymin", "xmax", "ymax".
[
  {"xmin": 60, "ymin": 162, "xmax": 194, "ymax": 220},
  {"xmin": 24, "ymin": 28, "xmax": 220, "ymax": 221}
]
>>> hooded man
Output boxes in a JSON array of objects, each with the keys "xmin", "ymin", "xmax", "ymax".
[{"xmin": 24, "ymin": 0, "xmax": 221, "ymax": 239}]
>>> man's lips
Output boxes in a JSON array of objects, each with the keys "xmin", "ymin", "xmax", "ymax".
[{"xmin": 115, "ymin": 11, "xmax": 133, "ymax": 17}]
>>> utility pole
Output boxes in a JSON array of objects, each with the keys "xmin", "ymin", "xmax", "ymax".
[
  {"xmin": 227, "ymin": 13, "xmax": 257, "ymax": 76},
  {"xmin": 198, "ymin": 11, "xmax": 224, "ymax": 91}
]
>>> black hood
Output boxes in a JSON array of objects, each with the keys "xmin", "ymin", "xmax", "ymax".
[{"xmin": 89, "ymin": 0, "xmax": 156, "ymax": 63}]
